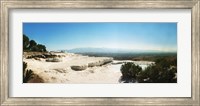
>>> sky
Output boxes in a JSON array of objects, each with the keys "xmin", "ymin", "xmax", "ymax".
[{"xmin": 23, "ymin": 23, "xmax": 177, "ymax": 52}]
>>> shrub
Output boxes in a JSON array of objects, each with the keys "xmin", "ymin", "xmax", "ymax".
[
  {"xmin": 37, "ymin": 44, "xmax": 47, "ymax": 52},
  {"xmin": 23, "ymin": 62, "xmax": 34, "ymax": 83},
  {"xmin": 137, "ymin": 58, "xmax": 177, "ymax": 83},
  {"xmin": 143, "ymin": 64, "xmax": 161, "ymax": 83},
  {"xmin": 23, "ymin": 34, "xmax": 47, "ymax": 52},
  {"xmin": 23, "ymin": 34, "xmax": 30, "ymax": 50},
  {"xmin": 120, "ymin": 62, "xmax": 142, "ymax": 83},
  {"xmin": 29, "ymin": 40, "xmax": 37, "ymax": 48},
  {"xmin": 30, "ymin": 46, "xmax": 39, "ymax": 51},
  {"xmin": 120, "ymin": 57, "xmax": 177, "ymax": 83}
]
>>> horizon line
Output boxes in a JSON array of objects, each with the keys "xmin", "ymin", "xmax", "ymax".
[{"xmin": 53, "ymin": 47, "xmax": 177, "ymax": 53}]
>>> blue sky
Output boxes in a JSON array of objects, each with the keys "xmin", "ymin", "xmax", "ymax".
[{"xmin": 23, "ymin": 23, "xmax": 177, "ymax": 52}]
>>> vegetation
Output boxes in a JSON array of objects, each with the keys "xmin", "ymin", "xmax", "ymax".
[
  {"xmin": 23, "ymin": 34, "xmax": 30, "ymax": 50},
  {"xmin": 120, "ymin": 57, "xmax": 177, "ymax": 83},
  {"xmin": 23, "ymin": 62, "xmax": 34, "ymax": 83},
  {"xmin": 120, "ymin": 62, "xmax": 142, "ymax": 83},
  {"xmin": 78, "ymin": 52, "xmax": 177, "ymax": 61},
  {"xmin": 23, "ymin": 34, "xmax": 47, "ymax": 52}
]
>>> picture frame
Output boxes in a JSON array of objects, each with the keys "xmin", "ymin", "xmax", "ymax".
[{"xmin": 0, "ymin": 0, "xmax": 199, "ymax": 105}]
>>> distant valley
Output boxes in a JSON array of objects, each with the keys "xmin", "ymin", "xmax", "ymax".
[
  {"xmin": 65, "ymin": 47, "xmax": 176, "ymax": 54},
  {"xmin": 64, "ymin": 47, "xmax": 177, "ymax": 60}
]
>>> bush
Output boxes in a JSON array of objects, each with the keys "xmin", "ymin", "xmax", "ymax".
[
  {"xmin": 23, "ymin": 62, "xmax": 34, "ymax": 83},
  {"xmin": 23, "ymin": 34, "xmax": 30, "ymax": 50},
  {"xmin": 37, "ymin": 44, "xmax": 47, "ymax": 52},
  {"xmin": 142, "ymin": 64, "xmax": 161, "ymax": 83},
  {"xmin": 29, "ymin": 40, "xmax": 37, "ymax": 48},
  {"xmin": 30, "ymin": 46, "xmax": 39, "ymax": 51},
  {"xmin": 23, "ymin": 34, "xmax": 47, "ymax": 52},
  {"xmin": 120, "ymin": 57, "xmax": 177, "ymax": 83},
  {"xmin": 120, "ymin": 62, "xmax": 142, "ymax": 83},
  {"xmin": 137, "ymin": 58, "xmax": 177, "ymax": 83}
]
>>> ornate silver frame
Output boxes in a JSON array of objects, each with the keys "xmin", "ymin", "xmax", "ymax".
[{"xmin": 0, "ymin": 0, "xmax": 199, "ymax": 105}]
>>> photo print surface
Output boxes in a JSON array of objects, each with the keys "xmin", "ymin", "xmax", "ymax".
[{"xmin": 23, "ymin": 23, "xmax": 177, "ymax": 83}]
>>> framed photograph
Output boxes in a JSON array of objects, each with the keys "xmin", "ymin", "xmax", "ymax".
[{"xmin": 1, "ymin": 0, "xmax": 199, "ymax": 105}]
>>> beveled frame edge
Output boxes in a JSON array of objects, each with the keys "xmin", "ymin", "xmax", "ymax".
[{"xmin": 0, "ymin": 0, "xmax": 199, "ymax": 106}]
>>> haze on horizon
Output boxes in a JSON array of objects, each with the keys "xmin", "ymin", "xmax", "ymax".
[{"xmin": 23, "ymin": 22, "xmax": 177, "ymax": 52}]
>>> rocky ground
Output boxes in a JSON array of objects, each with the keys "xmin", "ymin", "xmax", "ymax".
[
  {"xmin": 23, "ymin": 52, "xmax": 154, "ymax": 83},
  {"xmin": 23, "ymin": 52, "xmax": 121, "ymax": 83}
]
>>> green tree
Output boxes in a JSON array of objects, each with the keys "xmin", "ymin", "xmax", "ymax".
[
  {"xmin": 37, "ymin": 44, "xmax": 47, "ymax": 52},
  {"xmin": 137, "ymin": 57, "xmax": 177, "ymax": 83},
  {"xmin": 31, "ymin": 46, "xmax": 39, "ymax": 51},
  {"xmin": 144, "ymin": 65, "xmax": 161, "ymax": 83},
  {"xmin": 137, "ymin": 67, "xmax": 150, "ymax": 82},
  {"xmin": 23, "ymin": 34, "xmax": 29, "ymax": 50},
  {"xmin": 23, "ymin": 34, "xmax": 47, "ymax": 52},
  {"xmin": 120, "ymin": 62, "xmax": 142, "ymax": 83},
  {"xmin": 29, "ymin": 40, "xmax": 37, "ymax": 49}
]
